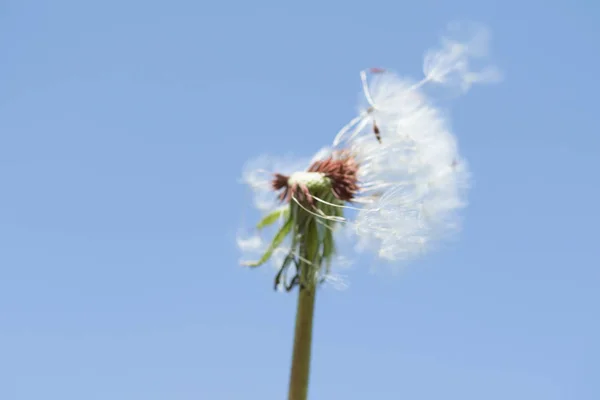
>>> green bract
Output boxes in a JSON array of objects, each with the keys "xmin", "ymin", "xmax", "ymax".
[{"xmin": 243, "ymin": 173, "xmax": 345, "ymax": 289}]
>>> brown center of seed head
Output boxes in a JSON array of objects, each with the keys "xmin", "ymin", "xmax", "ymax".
[
  {"xmin": 271, "ymin": 151, "xmax": 361, "ymax": 205},
  {"xmin": 271, "ymin": 173, "xmax": 291, "ymax": 203},
  {"xmin": 308, "ymin": 151, "xmax": 360, "ymax": 202}
]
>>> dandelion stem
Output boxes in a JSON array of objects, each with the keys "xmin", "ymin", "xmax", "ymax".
[
  {"xmin": 287, "ymin": 270, "xmax": 317, "ymax": 400},
  {"xmin": 288, "ymin": 212, "xmax": 320, "ymax": 400}
]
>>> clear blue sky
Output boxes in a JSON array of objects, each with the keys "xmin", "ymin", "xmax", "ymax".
[{"xmin": 1, "ymin": 1, "xmax": 598, "ymax": 399}]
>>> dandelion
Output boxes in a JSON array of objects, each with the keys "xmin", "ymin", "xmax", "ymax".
[
  {"xmin": 238, "ymin": 23, "xmax": 500, "ymax": 400},
  {"xmin": 239, "ymin": 149, "xmax": 358, "ymax": 290}
]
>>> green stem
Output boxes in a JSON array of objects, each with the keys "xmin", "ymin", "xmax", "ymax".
[
  {"xmin": 287, "ymin": 269, "xmax": 317, "ymax": 400},
  {"xmin": 287, "ymin": 205, "xmax": 322, "ymax": 400}
]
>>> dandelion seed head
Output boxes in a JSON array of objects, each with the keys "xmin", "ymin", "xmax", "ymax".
[
  {"xmin": 334, "ymin": 56, "xmax": 482, "ymax": 263},
  {"xmin": 238, "ymin": 24, "xmax": 500, "ymax": 282}
]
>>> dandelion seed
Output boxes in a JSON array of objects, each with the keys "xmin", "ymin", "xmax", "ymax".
[{"xmin": 423, "ymin": 22, "xmax": 502, "ymax": 92}]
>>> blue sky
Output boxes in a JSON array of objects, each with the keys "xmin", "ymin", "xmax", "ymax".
[{"xmin": 1, "ymin": 1, "xmax": 599, "ymax": 399}]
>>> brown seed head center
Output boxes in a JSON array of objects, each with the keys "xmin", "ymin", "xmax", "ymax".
[{"xmin": 271, "ymin": 151, "xmax": 360, "ymax": 205}]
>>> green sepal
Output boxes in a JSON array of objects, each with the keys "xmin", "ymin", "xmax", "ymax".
[
  {"xmin": 242, "ymin": 215, "xmax": 293, "ymax": 268},
  {"xmin": 322, "ymin": 228, "xmax": 335, "ymax": 273},
  {"xmin": 256, "ymin": 206, "xmax": 290, "ymax": 230},
  {"xmin": 319, "ymin": 192, "xmax": 343, "ymax": 276}
]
